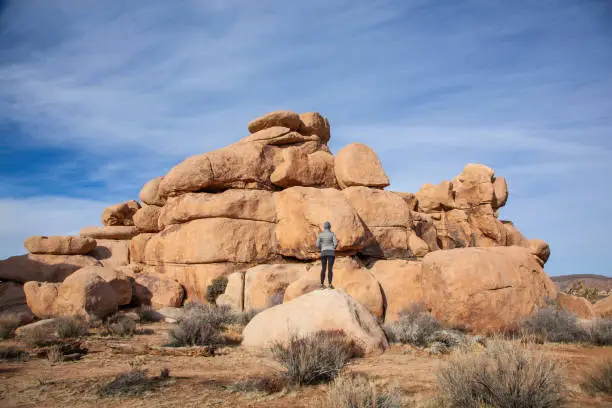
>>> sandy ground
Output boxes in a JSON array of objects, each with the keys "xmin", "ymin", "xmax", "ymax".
[{"xmin": 1, "ymin": 321, "xmax": 611, "ymax": 408}]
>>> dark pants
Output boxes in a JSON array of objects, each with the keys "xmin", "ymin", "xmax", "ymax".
[{"xmin": 320, "ymin": 255, "xmax": 335, "ymax": 285}]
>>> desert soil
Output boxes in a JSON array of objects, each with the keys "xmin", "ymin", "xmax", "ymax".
[{"xmin": 1, "ymin": 322, "xmax": 611, "ymax": 408}]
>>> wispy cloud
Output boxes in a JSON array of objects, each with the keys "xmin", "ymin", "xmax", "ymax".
[{"xmin": 0, "ymin": 0, "xmax": 611, "ymax": 275}]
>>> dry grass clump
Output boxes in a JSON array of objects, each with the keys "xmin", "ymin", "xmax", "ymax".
[
  {"xmin": 520, "ymin": 306, "xmax": 587, "ymax": 343},
  {"xmin": 581, "ymin": 359, "xmax": 612, "ymax": 396},
  {"xmin": 318, "ymin": 373, "xmax": 401, "ymax": 408},
  {"xmin": 137, "ymin": 306, "xmax": 159, "ymax": 323},
  {"xmin": 54, "ymin": 316, "xmax": 88, "ymax": 339},
  {"xmin": 587, "ymin": 318, "xmax": 612, "ymax": 346},
  {"xmin": 167, "ymin": 303, "xmax": 235, "ymax": 347},
  {"xmin": 0, "ymin": 314, "xmax": 22, "ymax": 339},
  {"xmin": 46, "ymin": 344, "xmax": 64, "ymax": 364},
  {"xmin": 0, "ymin": 346, "xmax": 28, "ymax": 362},
  {"xmin": 436, "ymin": 339, "xmax": 564, "ymax": 408},
  {"xmin": 234, "ymin": 309, "xmax": 260, "ymax": 326},
  {"xmin": 270, "ymin": 330, "xmax": 362, "ymax": 386},
  {"xmin": 206, "ymin": 276, "xmax": 228, "ymax": 304},
  {"xmin": 103, "ymin": 314, "xmax": 137, "ymax": 337},
  {"xmin": 96, "ymin": 360, "xmax": 171, "ymax": 398},
  {"xmin": 383, "ymin": 303, "xmax": 441, "ymax": 347},
  {"xmin": 229, "ymin": 375, "xmax": 287, "ymax": 394},
  {"xmin": 20, "ymin": 325, "xmax": 51, "ymax": 348}
]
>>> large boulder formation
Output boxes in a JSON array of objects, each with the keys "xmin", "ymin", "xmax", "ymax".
[
  {"xmin": 133, "ymin": 204, "xmax": 162, "ymax": 232},
  {"xmin": 242, "ymin": 289, "xmax": 388, "ymax": 355},
  {"xmin": 24, "ymin": 236, "xmax": 97, "ymax": 255},
  {"xmin": 243, "ymin": 264, "xmax": 308, "ymax": 311},
  {"xmin": 271, "ymin": 149, "xmax": 337, "ymax": 188},
  {"xmin": 139, "ymin": 176, "xmax": 167, "ymax": 206},
  {"xmin": 247, "ymin": 110, "xmax": 301, "ymax": 133},
  {"xmin": 80, "ymin": 226, "xmax": 140, "ymax": 240},
  {"xmin": 555, "ymin": 292, "xmax": 596, "ymax": 319},
  {"xmin": 0, "ymin": 254, "xmax": 101, "ymax": 283},
  {"xmin": 419, "ymin": 246, "xmax": 557, "ymax": 332},
  {"xmin": 343, "ymin": 187, "xmax": 413, "ymax": 258},
  {"xmin": 81, "ymin": 266, "xmax": 133, "ymax": 306},
  {"xmin": 415, "ymin": 181, "xmax": 454, "ymax": 213},
  {"xmin": 451, "ymin": 164, "xmax": 495, "ymax": 210},
  {"xmin": 130, "ymin": 233, "xmax": 155, "ymax": 264},
  {"xmin": 53, "ymin": 268, "xmax": 120, "ymax": 319},
  {"xmin": 274, "ymin": 187, "xmax": 369, "ymax": 259},
  {"xmin": 298, "ymin": 112, "xmax": 331, "ymax": 144},
  {"xmin": 145, "ymin": 218, "xmax": 277, "ymax": 264},
  {"xmin": 89, "ymin": 239, "xmax": 130, "ymax": 268},
  {"xmin": 216, "ymin": 271, "xmax": 245, "ymax": 310},
  {"xmin": 131, "ymin": 274, "xmax": 185, "ymax": 309},
  {"xmin": 334, "ymin": 143, "xmax": 389, "ymax": 189},
  {"xmin": 158, "ymin": 190, "xmax": 276, "ymax": 228},
  {"xmin": 101, "ymin": 200, "xmax": 140, "ymax": 226},
  {"xmin": 23, "ymin": 282, "xmax": 61, "ymax": 317},
  {"xmin": 593, "ymin": 296, "xmax": 612, "ymax": 318}
]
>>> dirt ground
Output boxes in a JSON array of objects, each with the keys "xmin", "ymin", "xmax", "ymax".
[{"xmin": 1, "ymin": 321, "xmax": 611, "ymax": 408}]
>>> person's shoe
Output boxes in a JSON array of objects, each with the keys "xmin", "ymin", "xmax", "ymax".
[
  {"xmin": 328, "ymin": 284, "xmax": 335, "ymax": 289},
  {"xmin": 320, "ymin": 284, "xmax": 326, "ymax": 289}
]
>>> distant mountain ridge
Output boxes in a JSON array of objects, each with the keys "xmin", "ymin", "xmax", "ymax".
[{"xmin": 551, "ymin": 274, "xmax": 612, "ymax": 292}]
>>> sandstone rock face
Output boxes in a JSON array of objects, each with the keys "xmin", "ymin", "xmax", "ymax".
[
  {"xmin": 244, "ymin": 264, "xmax": 307, "ymax": 311},
  {"xmin": 90, "ymin": 239, "xmax": 130, "ymax": 268},
  {"xmin": 80, "ymin": 226, "xmax": 140, "ymax": 240},
  {"xmin": 216, "ymin": 271, "xmax": 245, "ymax": 311},
  {"xmin": 275, "ymin": 187, "xmax": 368, "ymax": 259},
  {"xmin": 452, "ymin": 164, "xmax": 494, "ymax": 210},
  {"xmin": 24, "ymin": 236, "xmax": 97, "ymax": 255},
  {"xmin": 242, "ymin": 290, "xmax": 388, "ymax": 355},
  {"xmin": 298, "ymin": 112, "xmax": 331, "ymax": 144},
  {"xmin": 0, "ymin": 282, "xmax": 34, "ymax": 322},
  {"xmin": 130, "ymin": 233, "xmax": 155, "ymax": 264},
  {"xmin": 133, "ymin": 204, "xmax": 162, "ymax": 232},
  {"xmin": 304, "ymin": 257, "xmax": 384, "ymax": 319},
  {"xmin": 335, "ymin": 143, "xmax": 389, "ymax": 189},
  {"xmin": 23, "ymin": 282, "xmax": 60, "ymax": 318},
  {"xmin": 144, "ymin": 263, "xmax": 241, "ymax": 303},
  {"xmin": 139, "ymin": 176, "xmax": 167, "ymax": 206},
  {"xmin": 283, "ymin": 278, "xmax": 321, "ymax": 303},
  {"xmin": 529, "ymin": 239, "xmax": 551, "ymax": 265},
  {"xmin": 248, "ymin": 110, "xmax": 301, "ymax": 133},
  {"xmin": 101, "ymin": 201, "xmax": 140, "ymax": 226},
  {"xmin": 493, "ymin": 177, "xmax": 508, "ymax": 209},
  {"xmin": 361, "ymin": 227, "xmax": 409, "ymax": 259},
  {"xmin": 132, "ymin": 274, "xmax": 185, "ymax": 308},
  {"xmin": 416, "ymin": 181, "xmax": 454, "ymax": 213},
  {"xmin": 240, "ymin": 127, "xmax": 318, "ymax": 146},
  {"xmin": 271, "ymin": 149, "xmax": 337, "ymax": 188},
  {"xmin": 433, "ymin": 209, "xmax": 472, "ymax": 249},
  {"xmin": 53, "ymin": 268, "xmax": 119, "ymax": 319},
  {"xmin": 145, "ymin": 218, "xmax": 277, "ymax": 264},
  {"xmin": 468, "ymin": 204, "xmax": 507, "ymax": 247},
  {"xmin": 369, "ymin": 260, "xmax": 425, "ymax": 321},
  {"xmin": 408, "ymin": 232, "xmax": 430, "ymax": 257},
  {"xmin": 502, "ymin": 221, "xmax": 529, "ymax": 247},
  {"xmin": 0, "ymin": 254, "xmax": 101, "ymax": 283},
  {"xmin": 555, "ymin": 293, "xmax": 596, "ymax": 319},
  {"xmin": 420, "ymin": 246, "xmax": 557, "ymax": 332},
  {"xmin": 159, "ymin": 190, "xmax": 276, "ymax": 228},
  {"xmin": 79, "ymin": 266, "xmax": 132, "ymax": 305},
  {"xmin": 394, "ymin": 192, "xmax": 418, "ymax": 211},
  {"xmin": 593, "ymin": 296, "xmax": 612, "ymax": 318}
]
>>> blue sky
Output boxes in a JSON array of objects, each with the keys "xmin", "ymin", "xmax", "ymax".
[{"xmin": 0, "ymin": 0, "xmax": 610, "ymax": 276}]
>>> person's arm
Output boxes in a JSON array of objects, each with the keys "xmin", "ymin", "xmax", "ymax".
[
  {"xmin": 333, "ymin": 233, "xmax": 338, "ymax": 249},
  {"xmin": 316, "ymin": 233, "xmax": 321, "ymax": 249}
]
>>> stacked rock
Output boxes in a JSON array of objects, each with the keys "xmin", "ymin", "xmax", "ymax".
[{"xmin": 0, "ymin": 110, "xmax": 561, "ymax": 332}]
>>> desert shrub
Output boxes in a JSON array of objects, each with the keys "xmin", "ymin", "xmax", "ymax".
[
  {"xmin": 234, "ymin": 309, "xmax": 260, "ymax": 326},
  {"xmin": 167, "ymin": 303, "xmax": 234, "ymax": 347},
  {"xmin": 582, "ymin": 359, "xmax": 612, "ymax": 395},
  {"xmin": 0, "ymin": 346, "xmax": 28, "ymax": 362},
  {"xmin": 319, "ymin": 373, "xmax": 401, "ymax": 408},
  {"xmin": 206, "ymin": 277, "xmax": 228, "ymax": 304},
  {"xmin": 437, "ymin": 339, "xmax": 564, "ymax": 408},
  {"xmin": 229, "ymin": 375, "xmax": 286, "ymax": 394},
  {"xmin": 104, "ymin": 314, "xmax": 137, "ymax": 337},
  {"xmin": 520, "ymin": 306, "xmax": 587, "ymax": 343},
  {"xmin": 587, "ymin": 318, "xmax": 612, "ymax": 346},
  {"xmin": 46, "ymin": 344, "xmax": 64, "ymax": 364},
  {"xmin": 384, "ymin": 303, "xmax": 441, "ymax": 346},
  {"xmin": 54, "ymin": 316, "xmax": 88, "ymax": 339},
  {"xmin": 270, "ymin": 330, "xmax": 362, "ymax": 386},
  {"xmin": 0, "ymin": 314, "xmax": 22, "ymax": 339},
  {"xmin": 96, "ymin": 361, "xmax": 170, "ymax": 398},
  {"xmin": 20, "ymin": 326, "xmax": 50, "ymax": 348},
  {"xmin": 137, "ymin": 306, "xmax": 159, "ymax": 323}
]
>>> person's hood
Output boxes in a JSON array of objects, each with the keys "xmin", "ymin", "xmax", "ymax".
[{"xmin": 323, "ymin": 221, "xmax": 331, "ymax": 230}]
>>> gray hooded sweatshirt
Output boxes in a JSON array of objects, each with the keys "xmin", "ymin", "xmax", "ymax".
[{"xmin": 316, "ymin": 221, "xmax": 338, "ymax": 256}]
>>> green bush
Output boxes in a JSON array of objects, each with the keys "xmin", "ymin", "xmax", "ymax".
[
  {"xmin": 167, "ymin": 303, "xmax": 234, "ymax": 347},
  {"xmin": 104, "ymin": 314, "xmax": 137, "ymax": 337},
  {"xmin": 137, "ymin": 306, "xmax": 159, "ymax": 323},
  {"xmin": 206, "ymin": 277, "xmax": 228, "ymax": 304},
  {"xmin": 383, "ymin": 303, "xmax": 441, "ymax": 346},
  {"xmin": 587, "ymin": 318, "xmax": 612, "ymax": 346}
]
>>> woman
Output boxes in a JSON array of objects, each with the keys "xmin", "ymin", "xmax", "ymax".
[{"xmin": 316, "ymin": 221, "xmax": 338, "ymax": 289}]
